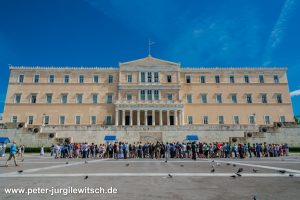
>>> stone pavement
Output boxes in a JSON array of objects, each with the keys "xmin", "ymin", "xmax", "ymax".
[{"xmin": 0, "ymin": 154, "xmax": 300, "ymax": 200}]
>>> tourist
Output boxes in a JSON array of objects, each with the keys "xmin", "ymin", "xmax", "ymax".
[{"xmin": 5, "ymin": 141, "xmax": 18, "ymax": 167}]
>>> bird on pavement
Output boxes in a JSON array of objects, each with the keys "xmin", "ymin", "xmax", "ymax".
[
  {"xmin": 17, "ymin": 170, "xmax": 23, "ymax": 173},
  {"xmin": 253, "ymin": 169, "xmax": 259, "ymax": 173},
  {"xmin": 180, "ymin": 164, "xmax": 184, "ymax": 167},
  {"xmin": 253, "ymin": 195, "xmax": 258, "ymax": 200},
  {"xmin": 84, "ymin": 176, "xmax": 88, "ymax": 180},
  {"xmin": 278, "ymin": 170, "xmax": 286, "ymax": 174},
  {"xmin": 235, "ymin": 173, "xmax": 242, "ymax": 177},
  {"xmin": 237, "ymin": 168, "xmax": 243, "ymax": 173},
  {"xmin": 85, "ymin": 160, "xmax": 88, "ymax": 164},
  {"xmin": 125, "ymin": 163, "xmax": 130, "ymax": 167},
  {"xmin": 226, "ymin": 163, "xmax": 231, "ymax": 166},
  {"xmin": 289, "ymin": 174, "xmax": 294, "ymax": 177},
  {"xmin": 211, "ymin": 168, "xmax": 215, "ymax": 173},
  {"xmin": 21, "ymin": 158, "xmax": 24, "ymax": 162},
  {"xmin": 168, "ymin": 174, "xmax": 173, "ymax": 178},
  {"xmin": 233, "ymin": 164, "xmax": 236, "ymax": 167},
  {"xmin": 66, "ymin": 161, "xmax": 69, "ymax": 164},
  {"xmin": 230, "ymin": 175, "xmax": 236, "ymax": 178},
  {"xmin": 216, "ymin": 162, "xmax": 221, "ymax": 166}
]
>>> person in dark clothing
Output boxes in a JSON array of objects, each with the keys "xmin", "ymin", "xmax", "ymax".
[{"xmin": 192, "ymin": 142, "xmax": 197, "ymax": 160}]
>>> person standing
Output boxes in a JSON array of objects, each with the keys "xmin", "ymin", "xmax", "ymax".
[
  {"xmin": 191, "ymin": 141, "xmax": 197, "ymax": 160},
  {"xmin": 5, "ymin": 141, "xmax": 19, "ymax": 167},
  {"xmin": 40, "ymin": 146, "xmax": 45, "ymax": 156}
]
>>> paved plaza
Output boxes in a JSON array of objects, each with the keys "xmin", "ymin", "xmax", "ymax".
[{"xmin": 1, "ymin": 155, "xmax": 300, "ymax": 200}]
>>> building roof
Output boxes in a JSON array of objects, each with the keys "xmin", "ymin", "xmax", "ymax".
[{"xmin": 119, "ymin": 55, "xmax": 180, "ymax": 67}]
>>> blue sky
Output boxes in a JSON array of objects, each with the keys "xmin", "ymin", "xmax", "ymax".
[{"xmin": 0, "ymin": 0, "xmax": 299, "ymax": 116}]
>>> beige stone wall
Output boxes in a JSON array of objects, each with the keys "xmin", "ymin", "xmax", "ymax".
[{"xmin": 3, "ymin": 57, "xmax": 294, "ymax": 126}]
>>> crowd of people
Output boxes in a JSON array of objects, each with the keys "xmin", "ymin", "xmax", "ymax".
[{"xmin": 50, "ymin": 141, "xmax": 290, "ymax": 160}]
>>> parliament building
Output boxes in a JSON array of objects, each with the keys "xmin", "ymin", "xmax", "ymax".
[{"xmin": 2, "ymin": 55, "xmax": 294, "ymax": 144}]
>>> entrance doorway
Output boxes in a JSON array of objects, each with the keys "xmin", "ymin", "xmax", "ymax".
[
  {"xmin": 170, "ymin": 116, "xmax": 174, "ymax": 125},
  {"xmin": 125, "ymin": 116, "xmax": 130, "ymax": 125},
  {"xmin": 147, "ymin": 116, "xmax": 152, "ymax": 125}
]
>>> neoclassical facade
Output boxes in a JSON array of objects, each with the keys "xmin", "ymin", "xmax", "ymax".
[{"xmin": 3, "ymin": 55, "xmax": 294, "ymax": 129}]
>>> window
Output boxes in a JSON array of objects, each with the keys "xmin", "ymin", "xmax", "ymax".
[
  {"xmin": 61, "ymin": 94, "xmax": 68, "ymax": 104},
  {"xmin": 64, "ymin": 75, "xmax": 70, "ymax": 83},
  {"xmin": 92, "ymin": 94, "xmax": 98, "ymax": 104},
  {"xmin": 274, "ymin": 75, "xmax": 279, "ymax": 84},
  {"xmin": 185, "ymin": 75, "xmax": 191, "ymax": 83},
  {"xmin": 28, "ymin": 116, "xmax": 34, "ymax": 125},
  {"xmin": 167, "ymin": 75, "xmax": 172, "ymax": 83},
  {"xmin": 49, "ymin": 74, "xmax": 55, "ymax": 83},
  {"xmin": 203, "ymin": 116, "xmax": 209, "ymax": 124},
  {"xmin": 127, "ymin": 94, "xmax": 132, "ymax": 101},
  {"xmin": 127, "ymin": 74, "xmax": 132, "ymax": 83},
  {"xmin": 18, "ymin": 74, "xmax": 24, "ymax": 83},
  {"xmin": 147, "ymin": 90, "xmax": 152, "ymax": 100},
  {"xmin": 12, "ymin": 116, "xmax": 18, "ymax": 123},
  {"xmin": 215, "ymin": 75, "xmax": 220, "ymax": 83},
  {"xmin": 249, "ymin": 115, "xmax": 256, "ymax": 124},
  {"xmin": 261, "ymin": 94, "xmax": 267, "ymax": 103},
  {"xmin": 76, "ymin": 94, "xmax": 83, "ymax": 104},
  {"xmin": 246, "ymin": 94, "xmax": 252, "ymax": 104},
  {"xmin": 200, "ymin": 75, "xmax": 206, "ymax": 83},
  {"xmin": 259, "ymin": 75, "xmax": 264, "ymax": 83},
  {"xmin": 154, "ymin": 72, "xmax": 159, "ymax": 82},
  {"xmin": 59, "ymin": 116, "xmax": 65, "ymax": 125},
  {"xmin": 46, "ymin": 94, "xmax": 52, "ymax": 104},
  {"xmin": 31, "ymin": 94, "xmax": 37, "ymax": 104},
  {"xmin": 147, "ymin": 72, "xmax": 152, "ymax": 83},
  {"xmin": 33, "ymin": 74, "xmax": 39, "ymax": 83},
  {"xmin": 188, "ymin": 116, "xmax": 193, "ymax": 124},
  {"xmin": 229, "ymin": 75, "xmax": 235, "ymax": 83},
  {"xmin": 141, "ymin": 72, "xmax": 145, "ymax": 83},
  {"xmin": 140, "ymin": 90, "xmax": 145, "ymax": 100},
  {"xmin": 91, "ymin": 116, "xmax": 96, "ymax": 125},
  {"xmin": 264, "ymin": 116, "xmax": 271, "ymax": 125},
  {"xmin": 201, "ymin": 94, "xmax": 207, "ymax": 103},
  {"xmin": 276, "ymin": 94, "xmax": 282, "ymax": 103},
  {"xmin": 106, "ymin": 116, "xmax": 112, "ymax": 125},
  {"xmin": 167, "ymin": 94, "xmax": 173, "ymax": 101},
  {"xmin": 244, "ymin": 75, "xmax": 250, "ymax": 83},
  {"xmin": 93, "ymin": 75, "xmax": 99, "ymax": 83},
  {"xmin": 154, "ymin": 90, "xmax": 159, "ymax": 100},
  {"xmin": 218, "ymin": 116, "xmax": 224, "ymax": 124},
  {"xmin": 79, "ymin": 75, "xmax": 84, "ymax": 83},
  {"xmin": 75, "ymin": 116, "xmax": 81, "ymax": 125},
  {"xmin": 108, "ymin": 75, "xmax": 114, "ymax": 83},
  {"xmin": 44, "ymin": 115, "xmax": 49, "ymax": 125},
  {"xmin": 15, "ymin": 94, "xmax": 21, "ymax": 104},
  {"xmin": 280, "ymin": 116, "xmax": 286, "ymax": 123},
  {"xmin": 233, "ymin": 116, "xmax": 240, "ymax": 124},
  {"xmin": 187, "ymin": 94, "xmax": 192, "ymax": 103},
  {"xmin": 106, "ymin": 94, "xmax": 112, "ymax": 104},
  {"xmin": 216, "ymin": 94, "xmax": 222, "ymax": 103},
  {"xmin": 231, "ymin": 94, "xmax": 237, "ymax": 104}
]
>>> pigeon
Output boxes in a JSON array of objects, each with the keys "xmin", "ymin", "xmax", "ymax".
[
  {"xmin": 211, "ymin": 160, "xmax": 215, "ymax": 163},
  {"xmin": 84, "ymin": 176, "xmax": 88, "ymax": 180},
  {"xmin": 289, "ymin": 174, "xmax": 294, "ymax": 177},
  {"xmin": 226, "ymin": 163, "xmax": 231, "ymax": 166},
  {"xmin": 180, "ymin": 164, "xmax": 184, "ymax": 167},
  {"xmin": 165, "ymin": 160, "xmax": 167, "ymax": 163},
  {"xmin": 278, "ymin": 170, "xmax": 286, "ymax": 174},
  {"xmin": 253, "ymin": 169, "xmax": 259, "ymax": 173},
  {"xmin": 253, "ymin": 195, "xmax": 258, "ymax": 200},
  {"xmin": 17, "ymin": 170, "xmax": 23, "ymax": 173},
  {"xmin": 125, "ymin": 163, "xmax": 130, "ymax": 167},
  {"xmin": 66, "ymin": 161, "xmax": 69, "ymax": 164},
  {"xmin": 230, "ymin": 175, "xmax": 236, "ymax": 178},
  {"xmin": 168, "ymin": 174, "xmax": 173, "ymax": 178},
  {"xmin": 237, "ymin": 168, "xmax": 243, "ymax": 173},
  {"xmin": 211, "ymin": 168, "xmax": 215, "ymax": 173},
  {"xmin": 236, "ymin": 173, "xmax": 242, "ymax": 177},
  {"xmin": 85, "ymin": 160, "xmax": 88, "ymax": 164},
  {"xmin": 21, "ymin": 158, "xmax": 24, "ymax": 162},
  {"xmin": 216, "ymin": 163, "xmax": 221, "ymax": 166},
  {"xmin": 233, "ymin": 164, "xmax": 236, "ymax": 167}
]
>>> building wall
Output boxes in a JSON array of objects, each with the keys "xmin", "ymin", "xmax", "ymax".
[{"xmin": 3, "ymin": 57, "xmax": 294, "ymax": 126}]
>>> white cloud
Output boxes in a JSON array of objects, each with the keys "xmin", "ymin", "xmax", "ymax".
[{"xmin": 290, "ymin": 90, "xmax": 300, "ymax": 97}]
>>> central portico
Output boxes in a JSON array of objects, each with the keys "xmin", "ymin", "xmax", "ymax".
[{"xmin": 115, "ymin": 55, "xmax": 183, "ymax": 126}]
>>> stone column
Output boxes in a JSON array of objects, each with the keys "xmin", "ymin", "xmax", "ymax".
[
  {"xmin": 159, "ymin": 110, "xmax": 163, "ymax": 126},
  {"xmin": 130, "ymin": 110, "xmax": 133, "ymax": 126},
  {"xmin": 174, "ymin": 110, "xmax": 178, "ymax": 126},
  {"xmin": 152, "ymin": 110, "xmax": 155, "ymax": 126},
  {"xmin": 180, "ymin": 109, "xmax": 184, "ymax": 125},
  {"xmin": 167, "ymin": 110, "xmax": 170, "ymax": 126},
  {"xmin": 122, "ymin": 110, "xmax": 125, "ymax": 126},
  {"xmin": 137, "ymin": 110, "xmax": 140, "ymax": 126},
  {"xmin": 115, "ymin": 109, "xmax": 119, "ymax": 126},
  {"xmin": 144, "ymin": 110, "xmax": 148, "ymax": 126},
  {"xmin": 179, "ymin": 110, "xmax": 182, "ymax": 126}
]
